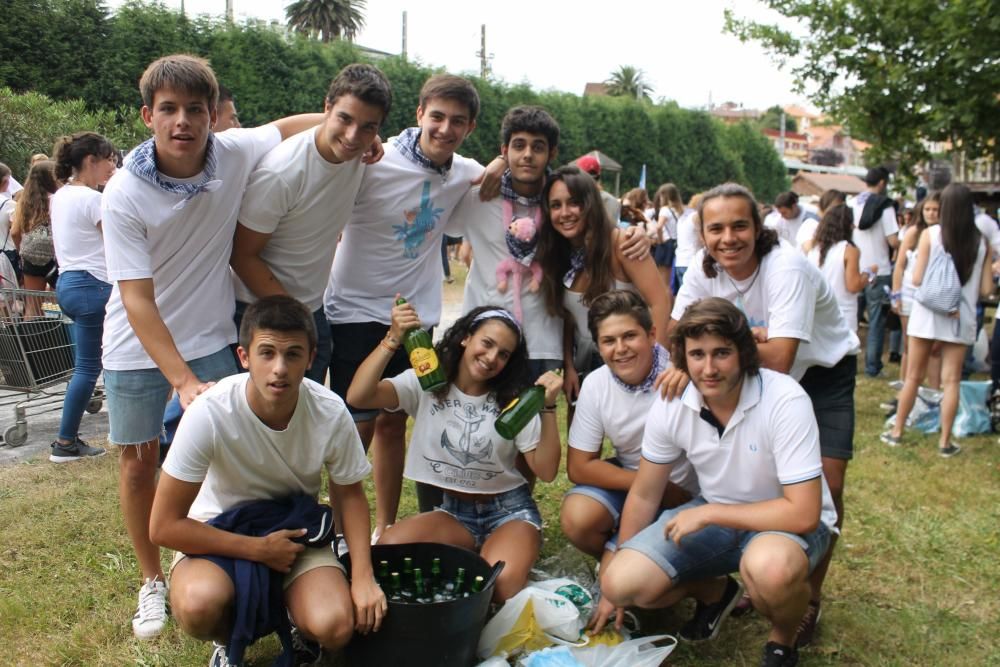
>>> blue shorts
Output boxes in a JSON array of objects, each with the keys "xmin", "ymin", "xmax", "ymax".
[
  {"xmin": 621, "ymin": 497, "xmax": 831, "ymax": 585},
  {"xmin": 565, "ymin": 480, "xmax": 628, "ymax": 552},
  {"xmin": 436, "ymin": 484, "xmax": 542, "ymax": 549},
  {"xmin": 104, "ymin": 347, "xmax": 237, "ymax": 445}
]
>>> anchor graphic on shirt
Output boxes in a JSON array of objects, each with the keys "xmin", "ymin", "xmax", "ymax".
[
  {"xmin": 440, "ymin": 403, "xmax": 494, "ymax": 466},
  {"xmin": 393, "ymin": 180, "xmax": 443, "ymax": 259}
]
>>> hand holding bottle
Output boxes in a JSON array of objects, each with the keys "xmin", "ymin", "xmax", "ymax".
[
  {"xmin": 536, "ymin": 370, "xmax": 563, "ymax": 408},
  {"xmin": 389, "ymin": 294, "xmax": 421, "ymax": 343}
]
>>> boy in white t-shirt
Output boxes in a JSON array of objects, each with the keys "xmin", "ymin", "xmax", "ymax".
[
  {"xmin": 101, "ymin": 54, "xmax": 329, "ymax": 639},
  {"xmin": 151, "ymin": 296, "xmax": 383, "ymax": 665},
  {"xmin": 324, "ymin": 74, "xmax": 504, "ymax": 538},
  {"xmin": 231, "ymin": 64, "xmax": 392, "ymax": 383},
  {"xmin": 596, "ymin": 298, "xmax": 836, "ymax": 667},
  {"xmin": 560, "ymin": 290, "xmax": 698, "ymax": 573}
]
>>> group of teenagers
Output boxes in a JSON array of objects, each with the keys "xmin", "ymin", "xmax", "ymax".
[{"xmin": 19, "ymin": 51, "xmax": 977, "ymax": 667}]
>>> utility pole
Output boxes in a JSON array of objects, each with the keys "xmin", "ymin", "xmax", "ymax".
[
  {"xmin": 779, "ymin": 111, "xmax": 786, "ymax": 157},
  {"xmin": 476, "ymin": 24, "xmax": 493, "ymax": 79},
  {"xmin": 402, "ymin": 11, "xmax": 408, "ymax": 61},
  {"xmin": 225, "ymin": 0, "xmax": 233, "ymax": 23}
]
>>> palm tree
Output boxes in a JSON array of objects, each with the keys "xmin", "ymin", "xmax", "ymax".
[
  {"xmin": 285, "ymin": 0, "xmax": 366, "ymax": 43},
  {"xmin": 605, "ymin": 65, "xmax": 653, "ymax": 102}
]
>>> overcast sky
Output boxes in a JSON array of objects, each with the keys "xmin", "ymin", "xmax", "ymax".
[{"xmin": 107, "ymin": 0, "xmax": 812, "ymax": 111}]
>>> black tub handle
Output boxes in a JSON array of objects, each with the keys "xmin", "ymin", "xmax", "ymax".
[{"xmin": 484, "ymin": 561, "xmax": 505, "ymax": 590}]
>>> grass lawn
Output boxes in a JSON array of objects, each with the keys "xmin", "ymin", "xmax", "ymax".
[{"xmin": 2, "ymin": 268, "xmax": 998, "ymax": 665}]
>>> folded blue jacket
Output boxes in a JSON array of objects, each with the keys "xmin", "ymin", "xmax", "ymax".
[{"xmin": 193, "ymin": 494, "xmax": 335, "ymax": 667}]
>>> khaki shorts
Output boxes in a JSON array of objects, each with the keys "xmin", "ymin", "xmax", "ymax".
[{"xmin": 169, "ymin": 545, "xmax": 345, "ymax": 591}]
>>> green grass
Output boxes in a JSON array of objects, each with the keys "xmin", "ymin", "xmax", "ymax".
[{"xmin": 2, "ymin": 300, "xmax": 999, "ymax": 664}]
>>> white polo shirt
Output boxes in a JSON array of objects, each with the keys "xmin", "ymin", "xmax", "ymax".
[
  {"xmin": 642, "ymin": 368, "xmax": 837, "ymax": 532},
  {"xmin": 570, "ymin": 363, "xmax": 699, "ymax": 495},
  {"xmin": 673, "ymin": 242, "xmax": 860, "ymax": 380}
]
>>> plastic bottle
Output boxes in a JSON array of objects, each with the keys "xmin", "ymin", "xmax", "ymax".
[{"xmin": 395, "ymin": 296, "xmax": 447, "ymax": 392}]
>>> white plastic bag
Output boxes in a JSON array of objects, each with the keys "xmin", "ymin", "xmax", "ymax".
[
  {"xmin": 570, "ymin": 634, "xmax": 677, "ymax": 667},
  {"xmin": 478, "ymin": 585, "xmax": 586, "ymax": 659},
  {"xmin": 530, "ymin": 578, "xmax": 594, "ymax": 621}
]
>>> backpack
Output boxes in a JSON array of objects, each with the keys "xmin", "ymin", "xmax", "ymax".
[{"xmin": 914, "ymin": 243, "xmax": 962, "ymax": 314}]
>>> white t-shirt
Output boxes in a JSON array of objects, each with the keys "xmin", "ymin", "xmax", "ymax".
[
  {"xmin": 642, "ymin": 368, "xmax": 837, "ymax": 531},
  {"xmin": 795, "ymin": 218, "xmax": 819, "ymax": 253},
  {"xmin": 451, "ymin": 190, "xmax": 562, "ymax": 361},
  {"xmin": 570, "ymin": 363, "xmax": 698, "ymax": 494},
  {"xmin": 0, "ymin": 197, "xmax": 16, "ymax": 252},
  {"xmin": 50, "ymin": 184, "xmax": 107, "ymax": 282},
  {"xmin": 233, "ymin": 126, "xmax": 366, "ymax": 311},
  {"xmin": 673, "ymin": 242, "xmax": 860, "ymax": 380},
  {"xmin": 674, "ymin": 209, "xmax": 701, "ymax": 268},
  {"xmin": 101, "ymin": 125, "xmax": 281, "ymax": 370},
  {"xmin": 658, "ymin": 207, "xmax": 682, "ymax": 242},
  {"xmin": 324, "ymin": 141, "xmax": 482, "ymax": 328},
  {"xmin": 807, "ymin": 240, "xmax": 858, "ymax": 330},
  {"xmin": 388, "ymin": 370, "xmax": 540, "ymax": 494},
  {"xmin": 851, "ymin": 193, "xmax": 898, "ymax": 276},
  {"xmin": 163, "ymin": 373, "xmax": 371, "ymax": 523},
  {"xmin": 974, "ymin": 212, "xmax": 1000, "ymax": 258},
  {"xmin": 765, "ymin": 206, "xmax": 818, "ymax": 246}
]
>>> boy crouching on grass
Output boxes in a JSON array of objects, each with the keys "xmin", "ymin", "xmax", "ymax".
[
  {"xmin": 593, "ymin": 298, "xmax": 837, "ymax": 667},
  {"xmin": 150, "ymin": 296, "xmax": 384, "ymax": 666}
]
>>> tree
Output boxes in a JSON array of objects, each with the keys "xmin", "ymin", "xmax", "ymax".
[
  {"xmin": 285, "ymin": 0, "xmax": 366, "ymax": 43},
  {"xmin": 725, "ymin": 0, "xmax": 1000, "ymax": 178},
  {"xmin": 605, "ymin": 65, "xmax": 653, "ymax": 102},
  {"xmin": 758, "ymin": 105, "xmax": 797, "ymax": 134}
]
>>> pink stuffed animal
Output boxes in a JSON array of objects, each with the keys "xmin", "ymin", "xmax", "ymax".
[{"xmin": 496, "ymin": 215, "xmax": 542, "ymax": 323}]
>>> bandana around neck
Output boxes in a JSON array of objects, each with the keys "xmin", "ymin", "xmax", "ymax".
[
  {"xmin": 500, "ymin": 169, "xmax": 544, "ymax": 205},
  {"xmin": 563, "ymin": 246, "xmax": 586, "ymax": 288},
  {"xmin": 392, "ymin": 127, "xmax": 451, "ymax": 176},
  {"xmin": 611, "ymin": 342, "xmax": 669, "ymax": 394},
  {"xmin": 124, "ymin": 134, "xmax": 222, "ymax": 210},
  {"xmin": 502, "ymin": 198, "xmax": 541, "ymax": 267}
]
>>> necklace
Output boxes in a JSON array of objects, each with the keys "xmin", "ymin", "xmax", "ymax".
[{"xmin": 725, "ymin": 262, "xmax": 761, "ymax": 315}]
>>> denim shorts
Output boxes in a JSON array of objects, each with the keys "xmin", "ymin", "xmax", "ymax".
[
  {"xmin": 566, "ymin": 479, "xmax": 629, "ymax": 553},
  {"xmin": 436, "ymin": 484, "xmax": 542, "ymax": 549},
  {"xmin": 621, "ymin": 497, "xmax": 831, "ymax": 585},
  {"xmin": 104, "ymin": 347, "xmax": 237, "ymax": 445}
]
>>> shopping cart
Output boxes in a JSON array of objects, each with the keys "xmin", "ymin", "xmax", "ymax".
[{"xmin": 0, "ymin": 288, "xmax": 103, "ymax": 446}]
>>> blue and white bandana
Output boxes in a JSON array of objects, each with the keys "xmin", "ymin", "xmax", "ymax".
[
  {"xmin": 563, "ymin": 246, "xmax": 587, "ymax": 288},
  {"xmin": 124, "ymin": 135, "xmax": 222, "ymax": 210},
  {"xmin": 611, "ymin": 343, "xmax": 669, "ymax": 394},
  {"xmin": 392, "ymin": 127, "xmax": 451, "ymax": 177}
]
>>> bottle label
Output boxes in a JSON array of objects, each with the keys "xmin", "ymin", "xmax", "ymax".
[
  {"xmin": 500, "ymin": 396, "xmax": 520, "ymax": 414},
  {"xmin": 409, "ymin": 347, "xmax": 439, "ymax": 377}
]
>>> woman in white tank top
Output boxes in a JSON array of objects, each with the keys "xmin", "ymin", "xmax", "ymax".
[
  {"xmin": 536, "ymin": 166, "xmax": 671, "ymax": 407},
  {"xmin": 804, "ymin": 203, "xmax": 876, "ymax": 331}
]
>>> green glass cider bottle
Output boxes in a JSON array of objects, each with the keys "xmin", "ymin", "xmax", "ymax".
[
  {"xmin": 413, "ymin": 568, "xmax": 432, "ymax": 604},
  {"xmin": 388, "ymin": 572, "xmax": 403, "ymax": 602},
  {"xmin": 470, "ymin": 575, "xmax": 485, "ymax": 594},
  {"xmin": 494, "ymin": 385, "xmax": 547, "ymax": 439},
  {"xmin": 401, "ymin": 557, "xmax": 415, "ymax": 601},
  {"xmin": 395, "ymin": 296, "xmax": 447, "ymax": 392}
]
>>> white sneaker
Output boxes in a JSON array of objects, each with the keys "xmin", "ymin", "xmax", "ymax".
[
  {"xmin": 209, "ymin": 642, "xmax": 231, "ymax": 666},
  {"xmin": 132, "ymin": 576, "xmax": 168, "ymax": 639}
]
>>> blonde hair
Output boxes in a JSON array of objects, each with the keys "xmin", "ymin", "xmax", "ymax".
[{"xmin": 11, "ymin": 160, "xmax": 58, "ymax": 236}]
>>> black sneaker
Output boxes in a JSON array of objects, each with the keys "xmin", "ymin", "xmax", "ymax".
[
  {"xmin": 291, "ymin": 626, "xmax": 323, "ymax": 666},
  {"xmin": 939, "ymin": 443, "xmax": 962, "ymax": 458},
  {"xmin": 679, "ymin": 575, "xmax": 743, "ymax": 642},
  {"xmin": 761, "ymin": 641, "xmax": 798, "ymax": 666},
  {"xmin": 49, "ymin": 438, "xmax": 107, "ymax": 463}
]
